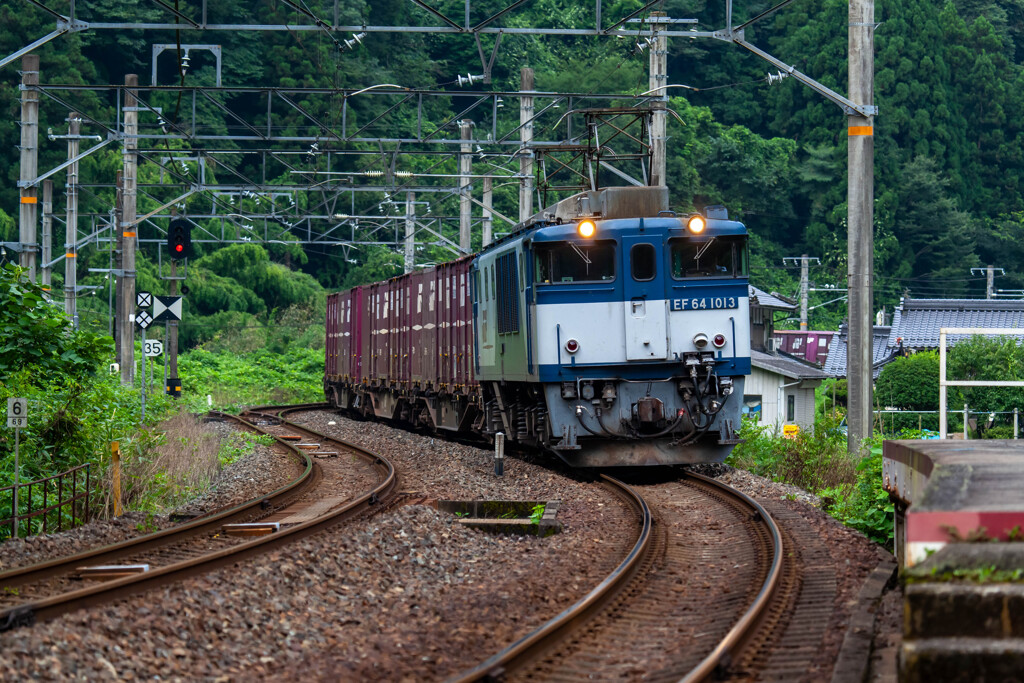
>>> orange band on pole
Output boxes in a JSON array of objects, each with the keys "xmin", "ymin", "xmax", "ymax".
[
  {"xmin": 66, "ymin": 253, "xmax": 76, "ymax": 258},
  {"xmin": 122, "ymin": 231, "xmax": 136, "ymax": 238},
  {"xmin": 20, "ymin": 196, "xmax": 37, "ymax": 204},
  {"xmin": 848, "ymin": 126, "xmax": 873, "ymax": 136}
]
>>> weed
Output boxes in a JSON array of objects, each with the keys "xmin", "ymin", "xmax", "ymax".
[
  {"xmin": 135, "ymin": 513, "xmax": 159, "ymax": 534},
  {"xmin": 530, "ymin": 504, "xmax": 546, "ymax": 525}
]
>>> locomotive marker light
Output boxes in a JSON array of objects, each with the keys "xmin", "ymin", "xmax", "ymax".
[
  {"xmin": 686, "ymin": 214, "xmax": 706, "ymax": 233},
  {"xmin": 713, "ymin": 334, "xmax": 727, "ymax": 349},
  {"xmin": 692, "ymin": 333, "xmax": 709, "ymax": 349},
  {"xmin": 577, "ymin": 220, "xmax": 596, "ymax": 238},
  {"xmin": 565, "ymin": 338, "xmax": 580, "ymax": 353}
]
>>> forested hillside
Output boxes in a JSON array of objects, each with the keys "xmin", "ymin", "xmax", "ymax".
[{"xmin": 1, "ymin": 0, "xmax": 1022, "ymax": 343}]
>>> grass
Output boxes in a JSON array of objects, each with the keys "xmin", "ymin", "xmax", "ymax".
[{"xmin": 727, "ymin": 412, "xmax": 895, "ymax": 549}]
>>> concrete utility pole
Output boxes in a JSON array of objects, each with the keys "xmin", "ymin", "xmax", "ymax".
[
  {"xmin": 482, "ymin": 177, "xmax": 493, "ymax": 247},
  {"xmin": 40, "ymin": 180, "xmax": 52, "ymax": 296},
  {"xmin": 404, "ymin": 192, "xmax": 415, "ymax": 274},
  {"xmin": 648, "ymin": 12, "xmax": 669, "ymax": 187},
  {"xmin": 119, "ymin": 75, "xmax": 139, "ymax": 386},
  {"xmin": 65, "ymin": 113, "xmax": 81, "ymax": 325},
  {"xmin": 846, "ymin": 0, "xmax": 875, "ymax": 454},
  {"xmin": 19, "ymin": 55, "xmax": 39, "ymax": 281},
  {"xmin": 519, "ymin": 67, "xmax": 535, "ymax": 223},
  {"xmin": 459, "ymin": 120, "xmax": 473, "ymax": 252},
  {"xmin": 784, "ymin": 255, "xmax": 820, "ymax": 331},
  {"xmin": 988, "ymin": 265, "xmax": 995, "ymax": 299}
]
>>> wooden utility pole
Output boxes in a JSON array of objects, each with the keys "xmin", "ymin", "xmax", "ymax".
[
  {"xmin": 519, "ymin": 67, "xmax": 535, "ymax": 223},
  {"xmin": 19, "ymin": 55, "xmax": 39, "ymax": 281},
  {"xmin": 846, "ymin": 0, "xmax": 875, "ymax": 454},
  {"xmin": 65, "ymin": 113, "xmax": 81, "ymax": 325},
  {"xmin": 119, "ymin": 75, "xmax": 139, "ymax": 386},
  {"xmin": 648, "ymin": 12, "xmax": 669, "ymax": 187}
]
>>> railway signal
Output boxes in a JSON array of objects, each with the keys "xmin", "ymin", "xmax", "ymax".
[{"xmin": 167, "ymin": 218, "xmax": 192, "ymax": 260}]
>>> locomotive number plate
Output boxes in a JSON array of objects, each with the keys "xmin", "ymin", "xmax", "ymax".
[{"xmin": 670, "ymin": 296, "xmax": 739, "ymax": 311}]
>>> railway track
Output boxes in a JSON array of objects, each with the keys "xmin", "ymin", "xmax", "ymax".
[
  {"xmin": 0, "ymin": 405, "xmax": 395, "ymax": 632},
  {"xmin": 452, "ymin": 470, "xmax": 786, "ymax": 682}
]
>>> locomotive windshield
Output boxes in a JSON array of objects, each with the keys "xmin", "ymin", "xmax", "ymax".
[
  {"xmin": 670, "ymin": 236, "xmax": 748, "ymax": 278},
  {"xmin": 535, "ymin": 241, "xmax": 616, "ymax": 284}
]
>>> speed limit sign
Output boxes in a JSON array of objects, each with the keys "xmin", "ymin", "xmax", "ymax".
[
  {"xmin": 144, "ymin": 339, "xmax": 164, "ymax": 357},
  {"xmin": 7, "ymin": 398, "xmax": 28, "ymax": 428}
]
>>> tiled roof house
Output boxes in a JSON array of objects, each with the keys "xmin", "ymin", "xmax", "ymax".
[{"xmin": 823, "ymin": 298, "xmax": 1024, "ymax": 378}]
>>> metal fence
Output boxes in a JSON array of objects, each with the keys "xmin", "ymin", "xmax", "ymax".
[{"xmin": 0, "ymin": 463, "xmax": 97, "ymax": 540}]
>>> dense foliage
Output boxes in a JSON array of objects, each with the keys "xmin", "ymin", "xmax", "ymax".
[{"xmin": 2, "ymin": 1, "xmax": 1023, "ymax": 340}]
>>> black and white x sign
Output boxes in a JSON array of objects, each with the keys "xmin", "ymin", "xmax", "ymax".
[{"xmin": 137, "ymin": 291, "xmax": 153, "ymax": 309}]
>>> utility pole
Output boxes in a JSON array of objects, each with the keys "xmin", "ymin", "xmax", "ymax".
[
  {"xmin": 847, "ymin": 0, "xmax": 875, "ymax": 455},
  {"xmin": 972, "ymin": 266, "xmax": 1004, "ymax": 299},
  {"xmin": 65, "ymin": 113, "xmax": 81, "ymax": 325},
  {"xmin": 519, "ymin": 67, "xmax": 535, "ymax": 223},
  {"xmin": 40, "ymin": 180, "xmax": 52, "ymax": 297},
  {"xmin": 482, "ymin": 177, "xmax": 493, "ymax": 247},
  {"xmin": 783, "ymin": 255, "xmax": 820, "ymax": 331},
  {"xmin": 459, "ymin": 120, "xmax": 473, "ymax": 253},
  {"xmin": 404, "ymin": 192, "xmax": 415, "ymax": 274},
  {"xmin": 168, "ymin": 259, "xmax": 179, "ymax": 393},
  {"xmin": 119, "ymin": 75, "xmax": 139, "ymax": 386},
  {"xmin": 648, "ymin": 12, "xmax": 669, "ymax": 187},
  {"xmin": 19, "ymin": 55, "xmax": 39, "ymax": 281}
]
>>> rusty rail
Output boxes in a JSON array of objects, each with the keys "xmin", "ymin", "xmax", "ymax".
[{"xmin": 1, "ymin": 463, "xmax": 96, "ymax": 540}]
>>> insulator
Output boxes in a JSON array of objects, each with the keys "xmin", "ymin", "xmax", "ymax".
[
  {"xmin": 363, "ymin": 170, "xmax": 384, "ymax": 177},
  {"xmin": 766, "ymin": 70, "xmax": 790, "ymax": 85}
]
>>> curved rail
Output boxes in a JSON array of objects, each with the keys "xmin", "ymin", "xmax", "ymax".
[
  {"xmin": 0, "ymin": 411, "xmax": 315, "ymax": 591},
  {"xmin": 450, "ymin": 473, "xmax": 653, "ymax": 682},
  {"xmin": 450, "ymin": 470, "xmax": 783, "ymax": 683},
  {"xmin": 0, "ymin": 409, "xmax": 395, "ymax": 631},
  {"xmin": 679, "ymin": 471, "xmax": 785, "ymax": 683}
]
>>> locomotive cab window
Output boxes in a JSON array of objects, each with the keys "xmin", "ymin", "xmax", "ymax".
[
  {"xmin": 630, "ymin": 243, "xmax": 657, "ymax": 281},
  {"xmin": 670, "ymin": 236, "xmax": 748, "ymax": 279},
  {"xmin": 535, "ymin": 241, "xmax": 615, "ymax": 284}
]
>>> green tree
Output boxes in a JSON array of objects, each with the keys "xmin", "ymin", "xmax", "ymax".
[{"xmin": 875, "ymin": 352, "xmax": 940, "ymax": 431}]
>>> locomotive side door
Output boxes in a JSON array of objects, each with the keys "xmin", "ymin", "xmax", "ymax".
[{"xmin": 622, "ymin": 234, "xmax": 668, "ymax": 360}]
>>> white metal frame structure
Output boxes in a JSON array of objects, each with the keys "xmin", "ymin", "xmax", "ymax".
[{"xmin": 938, "ymin": 327, "xmax": 1024, "ymax": 438}]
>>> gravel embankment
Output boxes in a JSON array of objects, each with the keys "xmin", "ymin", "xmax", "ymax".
[
  {"xmin": 0, "ymin": 411, "xmax": 898, "ymax": 681},
  {"xmin": 0, "ymin": 420, "xmax": 303, "ymax": 573}
]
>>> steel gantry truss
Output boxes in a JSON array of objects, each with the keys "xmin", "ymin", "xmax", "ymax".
[{"xmin": 8, "ymin": 0, "xmax": 876, "ymax": 456}]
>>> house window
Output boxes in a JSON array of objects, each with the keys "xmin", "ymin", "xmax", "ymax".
[
  {"xmin": 742, "ymin": 395, "xmax": 762, "ymax": 421},
  {"xmin": 787, "ymin": 394, "xmax": 796, "ymax": 422}
]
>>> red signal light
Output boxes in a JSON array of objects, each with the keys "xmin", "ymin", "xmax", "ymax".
[{"xmin": 175, "ymin": 244, "xmax": 184, "ymax": 253}]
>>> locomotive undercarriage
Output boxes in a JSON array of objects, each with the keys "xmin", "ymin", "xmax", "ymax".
[{"xmin": 325, "ymin": 365, "xmax": 743, "ymax": 467}]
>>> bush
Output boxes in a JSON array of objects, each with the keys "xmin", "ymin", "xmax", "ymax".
[{"xmin": 728, "ymin": 412, "xmax": 855, "ymax": 492}]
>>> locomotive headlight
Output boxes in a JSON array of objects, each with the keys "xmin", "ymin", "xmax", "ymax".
[
  {"xmin": 692, "ymin": 333, "xmax": 709, "ymax": 349},
  {"xmin": 687, "ymin": 214, "xmax": 706, "ymax": 233},
  {"xmin": 577, "ymin": 220, "xmax": 596, "ymax": 238},
  {"xmin": 713, "ymin": 333, "xmax": 727, "ymax": 349},
  {"xmin": 565, "ymin": 338, "xmax": 580, "ymax": 353}
]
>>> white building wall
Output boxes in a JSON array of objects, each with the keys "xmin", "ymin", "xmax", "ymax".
[{"xmin": 744, "ymin": 367, "xmax": 819, "ymax": 433}]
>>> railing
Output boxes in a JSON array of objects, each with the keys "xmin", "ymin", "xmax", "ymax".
[
  {"xmin": 0, "ymin": 463, "xmax": 96, "ymax": 540},
  {"xmin": 939, "ymin": 327, "xmax": 1024, "ymax": 438}
]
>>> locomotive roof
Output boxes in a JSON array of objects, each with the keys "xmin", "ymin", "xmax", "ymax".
[{"xmin": 523, "ymin": 215, "xmax": 747, "ymax": 244}]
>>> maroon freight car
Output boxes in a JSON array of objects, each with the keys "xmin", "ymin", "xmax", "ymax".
[{"xmin": 324, "ymin": 256, "xmax": 480, "ymax": 431}]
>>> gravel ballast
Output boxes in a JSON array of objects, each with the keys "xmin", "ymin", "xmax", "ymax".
[{"xmin": 0, "ymin": 410, "xmax": 899, "ymax": 681}]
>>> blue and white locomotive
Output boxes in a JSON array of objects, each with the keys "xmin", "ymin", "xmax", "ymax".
[
  {"xmin": 325, "ymin": 185, "xmax": 750, "ymax": 467},
  {"xmin": 473, "ymin": 185, "xmax": 749, "ymax": 467}
]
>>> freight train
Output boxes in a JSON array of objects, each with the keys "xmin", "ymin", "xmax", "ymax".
[{"xmin": 325, "ymin": 185, "xmax": 751, "ymax": 467}]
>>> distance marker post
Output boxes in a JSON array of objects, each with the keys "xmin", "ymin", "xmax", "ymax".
[{"xmin": 7, "ymin": 398, "xmax": 28, "ymax": 539}]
